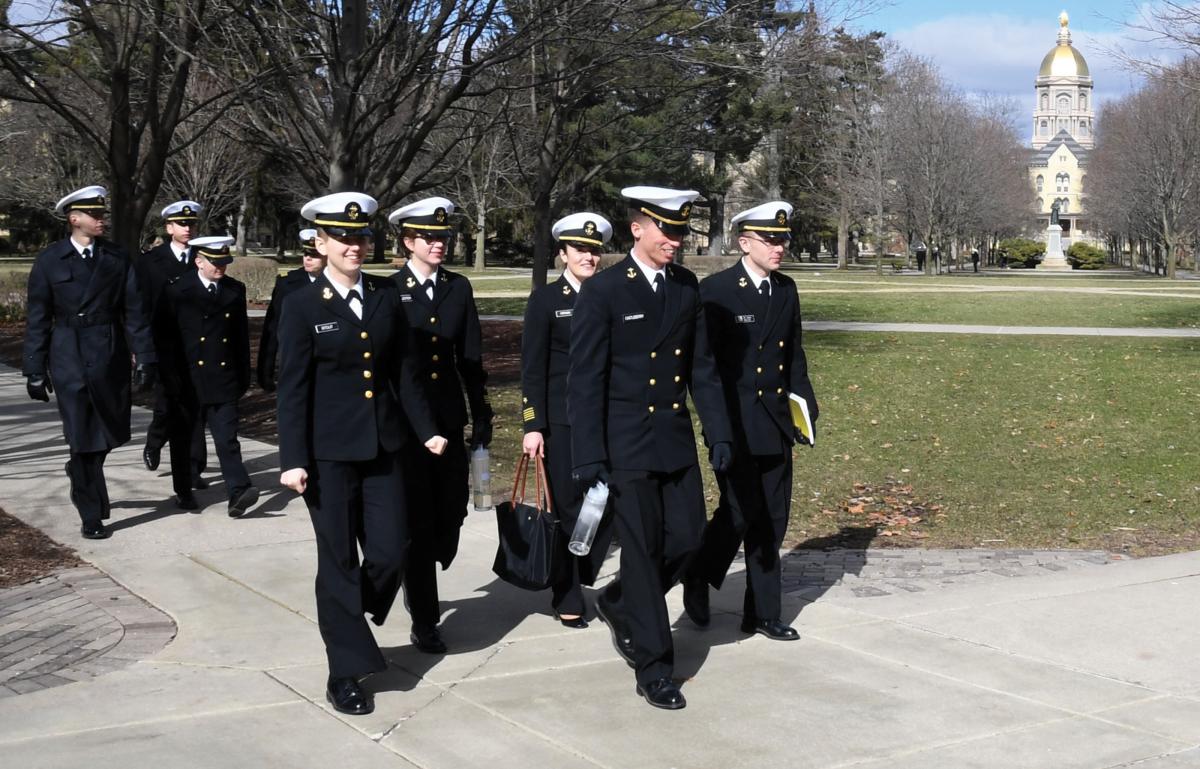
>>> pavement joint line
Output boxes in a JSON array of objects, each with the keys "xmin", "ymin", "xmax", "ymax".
[
  {"xmin": 442, "ymin": 685, "xmax": 617, "ymax": 769},
  {"xmin": 0, "ymin": 699, "xmax": 305, "ymax": 747},
  {"xmin": 1104, "ymin": 745, "xmax": 1200, "ymax": 769},
  {"xmin": 806, "ymin": 627, "xmax": 1161, "ymax": 721},
  {"xmin": 185, "ymin": 553, "xmax": 318, "ymax": 625},
  {"xmin": 823, "ymin": 714, "xmax": 1122, "ymax": 769}
]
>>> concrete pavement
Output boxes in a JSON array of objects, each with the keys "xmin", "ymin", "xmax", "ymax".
[{"xmin": 1, "ymin": 363, "xmax": 1198, "ymax": 769}]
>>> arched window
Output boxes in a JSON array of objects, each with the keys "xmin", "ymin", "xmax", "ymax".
[
  {"xmin": 1040, "ymin": 120, "xmax": 1049, "ymax": 136},
  {"xmin": 1036, "ymin": 197, "xmax": 1044, "ymax": 210},
  {"xmin": 1058, "ymin": 198, "xmax": 1070, "ymax": 214},
  {"xmin": 1080, "ymin": 93, "xmax": 1087, "ymax": 110},
  {"xmin": 1056, "ymin": 173, "xmax": 1070, "ymax": 192},
  {"xmin": 1057, "ymin": 94, "xmax": 1071, "ymax": 114},
  {"xmin": 1041, "ymin": 93, "xmax": 1049, "ymax": 111},
  {"xmin": 1079, "ymin": 121, "xmax": 1088, "ymax": 137},
  {"xmin": 1036, "ymin": 175, "xmax": 1044, "ymax": 192}
]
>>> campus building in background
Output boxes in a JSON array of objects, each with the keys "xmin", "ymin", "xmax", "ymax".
[{"xmin": 1029, "ymin": 10, "xmax": 1093, "ymax": 246}]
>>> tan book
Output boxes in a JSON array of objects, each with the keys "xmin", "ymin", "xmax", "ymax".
[{"xmin": 788, "ymin": 392, "xmax": 815, "ymax": 447}]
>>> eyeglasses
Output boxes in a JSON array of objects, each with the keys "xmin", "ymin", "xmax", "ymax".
[{"xmin": 742, "ymin": 234, "xmax": 788, "ymax": 248}]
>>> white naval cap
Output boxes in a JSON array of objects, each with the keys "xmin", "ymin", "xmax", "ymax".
[
  {"xmin": 552, "ymin": 212, "xmax": 612, "ymax": 247},
  {"xmin": 55, "ymin": 185, "xmax": 108, "ymax": 216},
  {"xmin": 161, "ymin": 200, "xmax": 203, "ymax": 222},
  {"xmin": 301, "ymin": 192, "xmax": 377, "ymax": 236},
  {"xmin": 731, "ymin": 201, "xmax": 793, "ymax": 238},
  {"xmin": 299, "ymin": 228, "xmax": 318, "ymax": 246},
  {"xmin": 189, "ymin": 235, "xmax": 236, "ymax": 264},
  {"xmin": 620, "ymin": 186, "xmax": 699, "ymax": 236},
  {"xmin": 388, "ymin": 196, "xmax": 455, "ymax": 231}
]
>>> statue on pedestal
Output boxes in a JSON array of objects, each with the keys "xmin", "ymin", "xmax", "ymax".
[{"xmin": 1050, "ymin": 200, "xmax": 1060, "ymax": 227}]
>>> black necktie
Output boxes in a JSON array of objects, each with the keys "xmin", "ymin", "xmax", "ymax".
[
  {"xmin": 81, "ymin": 247, "xmax": 95, "ymax": 273},
  {"xmin": 347, "ymin": 288, "xmax": 361, "ymax": 304},
  {"xmin": 757, "ymin": 280, "xmax": 771, "ymax": 315},
  {"xmin": 207, "ymin": 283, "xmax": 217, "ymax": 297},
  {"xmin": 423, "ymin": 279, "xmax": 435, "ymax": 300},
  {"xmin": 653, "ymin": 273, "xmax": 665, "ymax": 306},
  {"xmin": 82, "ymin": 247, "xmax": 90, "ymax": 260}
]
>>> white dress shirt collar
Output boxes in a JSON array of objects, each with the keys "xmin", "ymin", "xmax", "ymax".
[{"xmin": 630, "ymin": 251, "xmax": 666, "ymax": 289}]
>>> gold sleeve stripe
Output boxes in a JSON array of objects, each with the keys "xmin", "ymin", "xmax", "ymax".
[{"xmin": 523, "ymin": 407, "xmax": 536, "ymax": 422}]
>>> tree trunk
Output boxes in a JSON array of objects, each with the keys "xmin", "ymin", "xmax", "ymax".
[
  {"xmin": 235, "ymin": 194, "xmax": 249, "ymax": 257},
  {"xmin": 836, "ymin": 205, "xmax": 849, "ymax": 270},
  {"xmin": 707, "ymin": 188, "xmax": 725, "ymax": 257},
  {"xmin": 531, "ymin": 195, "xmax": 554, "ymax": 290},
  {"xmin": 474, "ymin": 207, "xmax": 486, "ymax": 271}
]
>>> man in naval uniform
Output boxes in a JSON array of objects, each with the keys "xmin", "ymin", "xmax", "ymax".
[
  {"xmin": 277, "ymin": 192, "xmax": 446, "ymax": 716},
  {"xmin": 136, "ymin": 200, "xmax": 207, "ymax": 486},
  {"xmin": 161, "ymin": 236, "xmax": 258, "ymax": 516},
  {"xmin": 682, "ymin": 201, "xmax": 819, "ymax": 642},
  {"xmin": 22, "ymin": 185, "xmax": 157, "ymax": 539},
  {"xmin": 257, "ymin": 228, "xmax": 325, "ymax": 392},
  {"xmin": 568, "ymin": 186, "xmax": 732, "ymax": 710},
  {"xmin": 389, "ymin": 196, "xmax": 493, "ymax": 654}
]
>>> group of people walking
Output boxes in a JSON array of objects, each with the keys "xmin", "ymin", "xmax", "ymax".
[{"xmin": 21, "ymin": 182, "xmax": 818, "ymax": 715}]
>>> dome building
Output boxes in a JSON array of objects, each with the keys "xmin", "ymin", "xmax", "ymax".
[{"xmin": 1029, "ymin": 11, "xmax": 1093, "ymax": 244}]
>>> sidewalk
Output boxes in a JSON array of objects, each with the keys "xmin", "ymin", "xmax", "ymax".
[{"xmin": 0, "ymin": 364, "xmax": 1198, "ymax": 768}]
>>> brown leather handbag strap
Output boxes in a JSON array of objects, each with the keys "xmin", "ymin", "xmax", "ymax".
[
  {"xmin": 510, "ymin": 453, "xmax": 530, "ymax": 506},
  {"xmin": 535, "ymin": 455, "xmax": 554, "ymax": 515}
]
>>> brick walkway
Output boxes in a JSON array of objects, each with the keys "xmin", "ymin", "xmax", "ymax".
[
  {"xmin": 780, "ymin": 547, "xmax": 1123, "ymax": 599},
  {"xmin": 0, "ymin": 566, "xmax": 174, "ymax": 698}
]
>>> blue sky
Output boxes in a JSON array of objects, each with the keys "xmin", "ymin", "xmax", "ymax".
[{"xmin": 844, "ymin": 1, "xmax": 1170, "ymax": 134}]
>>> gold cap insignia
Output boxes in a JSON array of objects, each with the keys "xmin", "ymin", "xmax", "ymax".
[
  {"xmin": 435, "ymin": 207, "xmax": 447, "ymax": 224},
  {"xmin": 583, "ymin": 221, "xmax": 596, "ymax": 236},
  {"xmin": 776, "ymin": 210, "xmax": 788, "ymax": 226},
  {"xmin": 626, "ymin": 267, "xmax": 637, "ymax": 279},
  {"xmin": 738, "ymin": 276, "xmax": 748, "ymax": 288},
  {"xmin": 405, "ymin": 276, "xmax": 415, "ymax": 288},
  {"xmin": 97, "ymin": 196, "xmax": 106, "ymax": 206},
  {"xmin": 183, "ymin": 205, "xmax": 193, "ymax": 216},
  {"xmin": 346, "ymin": 202, "xmax": 361, "ymax": 220},
  {"xmin": 322, "ymin": 287, "xmax": 333, "ymax": 300},
  {"xmin": 680, "ymin": 203, "xmax": 691, "ymax": 219}
]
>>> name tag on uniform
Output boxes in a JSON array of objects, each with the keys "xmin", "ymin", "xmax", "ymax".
[
  {"xmin": 736, "ymin": 315, "xmax": 756, "ymax": 324},
  {"xmin": 315, "ymin": 321, "xmax": 339, "ymax": 334},
  {"xmin": 555, "ymin": 309, "xmax": 573, "ymax": 318},
  {"xmin": 623, "ymin": 313, "xmax": 645, "ymax": 322},
  {"xmin": 401, "ymin": 294, "xmax": 414, "ymax": 302}
]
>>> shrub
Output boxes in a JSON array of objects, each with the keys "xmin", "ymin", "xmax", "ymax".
[
  {"xmin": 227, "ymin": 257, "xmax": 284, "ymax": 303},
  {"xmin": 1067, "ymin": 242, "xmax": 1107, "ymax": 270},
  {"xmin": 0, "ymin": 271, "xmax": 28, "ymax": 322},
  {"xmin": 998, "ymin": 238, "xmax": 1045, "ymax": 268}
]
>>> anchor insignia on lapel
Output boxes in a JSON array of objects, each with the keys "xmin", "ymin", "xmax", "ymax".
[
  {"xmin": 405, "ymin": 276, "xmax": 415, "ymax": 288},
  {"xmin": 322, "ymin": 287, "xmax": 333, "ymax": 300},
  {"xmin": 562, "ymin": 284, "xmax": 571, "ymax": 295},
  {"xmin": 626, "ymin": 267, "xmax": 637, "ymax": 279},
  {"xmin": 738, "ymin": 276, "xmax": 748, "ymax": 288}
]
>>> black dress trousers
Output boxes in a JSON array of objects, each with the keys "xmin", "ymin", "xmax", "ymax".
[
  {"xmin": 401, "ymin": 437, "xmax": 468, "ymax": 629},
  {"xmin": 66, "ymin": 450, "xmax": 111, "ymax": 524},
  {"xmin": 306, "ymin": 449, "xmax": 408, "ymax": 678}
]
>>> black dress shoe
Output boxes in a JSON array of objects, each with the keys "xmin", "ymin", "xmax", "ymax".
[
  {"xmin": 410, "ymin": 624, "xmax": 447, "ymax": 654},
  {"xmin": 192, "ymin": 475, "xmax": 209, "ymax": 490},
  {"xmin": 594, "ymin": 595, "xmax": 635, "ymax": 667},
  {"xmin": 325, "ymin": 676, "xmax": 373, "ymax": 716},
  {"xmin": 176, "ymin": 493, "xmax": 200, "ymax": 511},
  {"xmin": 740, "ymin": 618, "xmax": 800, "ymax": 641},
  {"xmin": 683, "ymin": 577, "xmax": 710, "ymax": 627},
  {"xmin": 80, "ymin": 521, "xmax": 111, "ymax": 540},
  {"xmin": 553, "ymin": 611, "xmax": 588, "ymax": 629},
  {"xmin": 636, "ymin": 678, "xmax": 686, "ymax": 710},
  {"xmin": 143, "ymin": 445, "xmax": 160, "ymax": 471},
  {"xmin": 227, "ymin": 486, "xmax": 260, "ymax": 518}
]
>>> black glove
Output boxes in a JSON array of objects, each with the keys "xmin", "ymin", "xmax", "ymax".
[
  {"xmin": 709, "ymin": 442, "xmax": 733, "ymax": 474},
  {"xmin": 133, "ymin": 362, "xmax": 157, "ymax": 392},
  {"xmin": 794, "ymin": 428, "xmax": 812, "ymax": 447},
  {"xmin": 26, "ymin": 374, "xmax": 51, "ymax": 402},
  {"xmin": 572, "ymin": 461, "xmax": 608, "ymax": 489},
  {"xmin": 469, "ymin": 419, "xmax": 493, "ymax": 450}
]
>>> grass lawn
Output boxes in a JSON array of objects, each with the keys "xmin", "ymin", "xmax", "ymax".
[
  {"xmin": 484, "ymin": 332, "xmax": 1199, "ymax": 555},
  {"xmin": 477, "ymin": 278, "xmax": 1200, "ymax": 327}
]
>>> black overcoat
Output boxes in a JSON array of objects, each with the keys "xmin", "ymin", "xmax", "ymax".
[
  {"xmin": 391, "ymin": 264, "xmax": 491, "ymax": 433},
  {"xmin": 568, "ymin": 253, "xmax": 731, "ymax": 474},
  {"xmin": 520, "ymin": 275, "xmax": 576, "ymax": 431},
  {"xmin": 257, "ymin": 267, "xmax": 311, "ymax": 388},
  {"xmin": 276, "ymin": 273, "xmax": 437, "ymax": 470},
  {"xmin": 700, "ymin": 261, "xmax": 819, "ymax": 456},
  {"xmin": 23, "ymin": 237, "xmax": 156, "ymax": 452},
  {"xmin": 162, "ymin": 273, "xmax": 252, "ymax": 405}
]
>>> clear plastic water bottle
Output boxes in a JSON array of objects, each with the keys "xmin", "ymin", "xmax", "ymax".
[
  {"xmin": 471, "ymin": 447, "xmax": 492, "ymax": 512},
  {"xmin": 568, "ymin": 481, "xmax": 608, "ymax": 556}
]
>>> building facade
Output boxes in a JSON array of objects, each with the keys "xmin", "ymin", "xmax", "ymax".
[{"xmin": 1028, "ymin": 11, "xmax": 1093, "ymax": 245}]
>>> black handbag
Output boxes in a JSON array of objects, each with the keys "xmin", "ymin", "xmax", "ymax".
[{"xmin": 492, "ymin": 453, "xmax": 560, "ymax": 591}]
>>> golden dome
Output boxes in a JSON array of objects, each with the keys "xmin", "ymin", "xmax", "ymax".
[
  {"xmin": 1039, "ymin": 11, "xmax": 1089, "ymax": 78},
  {"xmin": 1039, "ymin": 44, "xmax": 1089, "ymax": 78}
]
